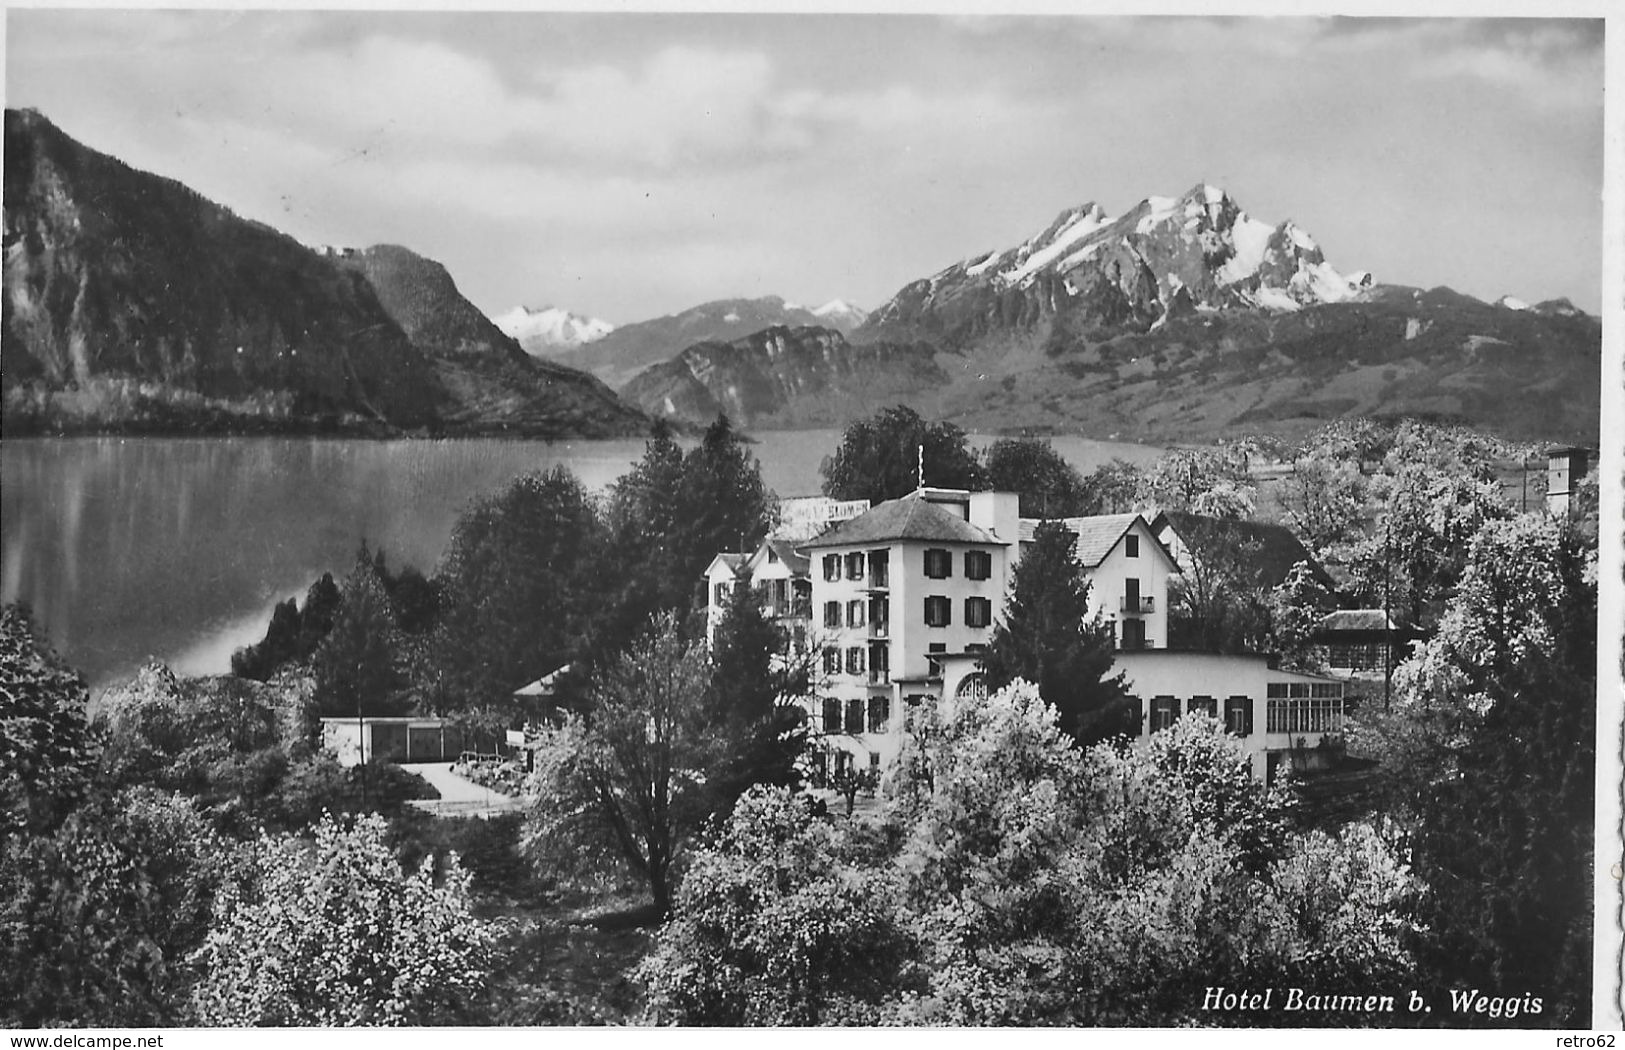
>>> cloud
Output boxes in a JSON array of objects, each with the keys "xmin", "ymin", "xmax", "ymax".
[{"xmin": 1415, "ymin": 22, "xmax": 1603, "ymax": 111}]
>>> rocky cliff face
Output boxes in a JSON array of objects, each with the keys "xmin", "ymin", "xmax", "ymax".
[
  {"xmin": 333, "ymin": 245, "xmax": 646, "ymax": 436},
  {"xmin": 1, "ymin": 110, "xmax": 647, "ymax": 437},
  {"xmin": 620, "ymin": 324, "xmax": 947, "ymax": 428}
]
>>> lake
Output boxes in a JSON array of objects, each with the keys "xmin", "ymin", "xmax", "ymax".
[{"xmin": 1, "ymin": 430, "xmax": 1166, "ymax": 691}]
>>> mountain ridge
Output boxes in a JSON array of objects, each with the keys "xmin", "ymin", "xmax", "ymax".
[
  {"xmin": 623, "ymin": 184, "xmax": 1597, "ymax": 445},
  {"xmin": 1, "ymin": 109, "xmax": 649, "ymax": 438},
  {"xmin": 544, "ymin": 293, "xmax": 867, "ymax": 389}
]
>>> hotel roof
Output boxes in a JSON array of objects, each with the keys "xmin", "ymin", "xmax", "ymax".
[{"xmin": 798, "ymin": 493, "xmax": 1007, "ymax": 550}]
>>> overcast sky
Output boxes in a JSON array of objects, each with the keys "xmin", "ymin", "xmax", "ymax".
[{"xmin": 6, "ymin": 11, "xmax": 1606, "ymax": 322}]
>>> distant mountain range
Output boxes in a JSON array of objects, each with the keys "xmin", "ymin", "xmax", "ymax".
[
  {"xmin": 625, "ymin": 184, "xmax": 1599, "ymax": 445},
  {"xmin": 1, "ymin": 111, "xmax": 1597, "ymax": 445},
  {"xmin": 2, "ymin": 109, "xmax": 647, "ymax": 437},
  {"xmin": 542, "ymin": 295, "xmax": 868, "ymax": 389}
]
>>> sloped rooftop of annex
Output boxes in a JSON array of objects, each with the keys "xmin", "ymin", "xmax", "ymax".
[
  {"xmin": 798, "ymin": 492, "xmax": 1008, "ymax": 550},
  {"xmin": 1019, "ymin": 512, "xmax": 1171, "ymax": 568},
  {"xmin": 701, "ymin": 551, "xmax": 750, "ymax": 578},
  {"xmin": 1318, "ymin": 609, "xmax": 1406, "ymax": 633},
  {"xmin": 751, "ymin": 536, "xmax": 811, "ymax": 575},
  {"xmin": 1149, "ymin": 510, "xmax": 1335, "ymax": 590}
]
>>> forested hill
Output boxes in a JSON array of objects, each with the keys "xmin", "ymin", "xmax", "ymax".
[{"xmin": 1, "ymin": 109, "xmax": 649, "ymax": 438}]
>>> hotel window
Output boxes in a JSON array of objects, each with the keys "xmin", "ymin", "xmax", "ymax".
[
  {"xmin": 846, "ymin": 646, "xmax": 866, "ymax": 675},
  {"xmin": 924, "ymin": 548, "xmax": 952, "ymax": 579},
  {"xmin": 844, "ymin": 699, "xmax": 864, "ymax": 735},
  {"xmin": 821, "ymin": 698, "xmax": 840, "ymax": 734},
  {"xmin": 869, "ymin": 751, "xmax": 882, "ymax": 769},
  {"xmin": 867, "ymin": 696, "xmax": 890, "ymax": 734},
  {"xmin": 713, "ymin": 582, "xmax": 730, "ymax": 606},
  {"xmin": 823, "ymin": 554, "xmax": 840, "ymax": 582},
  {"xmin": 845, "ymin": 552, "xmax": 865, "ymax": 580},
  {"xmin": 1150, "ymin": 695, "xmax": 1179, "ymax": 732},
  {"xmin": 1224, "ymin": 696, "xmax": 1254, "ymax": 736},
  {"xmin": 965, "ymin": 550, "xmax": 992, "ymax": 580},
  {"xmin": 965, "ymin": 596, "xmax": 992, "ymax": 628},
  {"xmin": 847, "ymin": 599, "xmax": 866, "ymax": 627},
  {"xmin": 822, "ymin": 648, "xmax": 841, "ymax": 675},
  {"xmin": 824, "ymin": 601, "xmax": 841, "ymax": 629},
  {"xmin": 924, "ymin": 595, "xmax": 952, "ymax": 627},
  {"xmin": 1125, "ymin": 534, "xmax": 1139, "ymax": 558},
  {"xmin": 869, "ymin": 643, "xmax": 889, "ymax": 681},
  {"xmin": 1189, "ymin": 695, "xmax": 1217, "ymax": 719}
]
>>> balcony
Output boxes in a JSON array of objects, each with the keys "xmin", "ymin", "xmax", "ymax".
[
  {"xmin": 1116, "ymin": 638, "xmax": 1157, "ymax": 651},
  {"xmin": 867, "ymin": 669, "xmax": 891, "ymax": 687},
  {"xmin": 869, "ymin": 619, "xmax": 890, "ymax": 639},
  {"xmin": 1120, "ymin": 596, "xmax": 1155, "ymax": 614}
]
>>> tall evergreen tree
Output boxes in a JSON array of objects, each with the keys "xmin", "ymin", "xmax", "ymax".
[
  {"xmin": 677, "ymin": 414, "xmax": 774, "ymax": 579},
  {"xmin": 705, "ymin": 583, "xmax": 809, "ymax": 816},
  {"xmin": 313, "ymin": 544, "xmax": 405, "ymax": 718},
  {"xmin": 982, "ymin": 520, "xmax": 1133, "ymax": 747}
]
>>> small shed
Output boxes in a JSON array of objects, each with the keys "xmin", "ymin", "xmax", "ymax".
[{"xmin": 320, "ymin": 716, "xmax": 465, "ymax": 767}]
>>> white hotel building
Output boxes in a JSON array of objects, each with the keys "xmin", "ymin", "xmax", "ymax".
[{"xmin": 705, "ymin": 486, "xmax": 1347, "ymax": 783}]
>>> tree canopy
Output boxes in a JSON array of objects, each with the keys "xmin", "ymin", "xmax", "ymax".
[
  {"xmin": 821, "ymin": 405, "xmax": 983, "ymax": 504},
  {"xmin": 190, "ymin": 813, "xmax": 496, "ymax": 1026},
  {"xmin": 642, "ymin": 684, "xmax": 1421, "ymax": 1026},
  {"xmin": 1355, "ymin": 511, "xmax": 1596, "ymax": 1026},
  {"xmin": 433, "ymin": 466, "xmax": 609, "ymax": 711},
  {"xmin": 523, "ymin": 612, "xmax": 716, "ymax": 916},
  {"xmin": 0, "ymin": 605, "xmax": 92, "ymax": 840},
  {"xmin": 982, "ymin": 437, "xmax": 1094, "ymax": 518}
]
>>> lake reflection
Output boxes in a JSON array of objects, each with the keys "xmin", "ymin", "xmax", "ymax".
[{"xmin": 1, "ymin": 431, "xmax": 1163, "ymax": 690}]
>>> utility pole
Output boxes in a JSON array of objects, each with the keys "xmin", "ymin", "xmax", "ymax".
[
  {"xmin": 357, "ymin": 696, "xmax": 368, "ymax": 808},
  {"xmin": 1383, "ymin": 513, "xmax": 1393, "ymax": 713}
]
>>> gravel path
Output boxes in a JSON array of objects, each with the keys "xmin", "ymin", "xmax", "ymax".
[{"xmin": 400, "ymin": 762, "xmax": 525, "ymax": 818}]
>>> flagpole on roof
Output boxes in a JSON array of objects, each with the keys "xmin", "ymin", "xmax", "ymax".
[{"xmin": 917, "ymin": 444, "xmax": 924, "ymax": 492}]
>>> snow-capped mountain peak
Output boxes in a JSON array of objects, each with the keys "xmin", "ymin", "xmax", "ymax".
[
  {"xmin": 493, "ymin": 305, "xmax": 615, "ymax": 355},
  {"xmin": 812, "ymin": 298, "xmax": 869, "ymax": 328},
  {"xmin": 864, "ymin": 184, "xmax": 1376, "ymax": 339}
]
